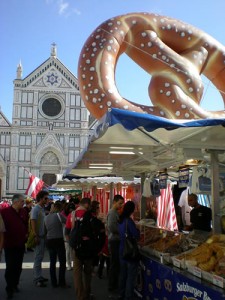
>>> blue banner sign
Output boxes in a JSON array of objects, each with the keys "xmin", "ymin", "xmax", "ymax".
[
  {"xmin": 179, "ymin": 168, "xmax": 189, "ymax": 188},
  {"xmin": 138, "ymin": 256, "xmax": 224, "ymax": 300}
]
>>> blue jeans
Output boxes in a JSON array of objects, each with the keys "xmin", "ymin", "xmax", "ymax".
[
  {"xmin": 33, "ymin": 238, "xmax": 45, "ymax": 281},
  {"xmin": 47, "ymin": 238, "xmax": 66, "ymax": 286},
  {"xmin": 119, "ymin": 259, "xmax": 138, "ymax": 300}
]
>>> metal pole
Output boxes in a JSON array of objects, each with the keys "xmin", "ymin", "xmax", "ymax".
[
  {"xmin": 210, "ymin": 151, "xmax": 221, "ymax": 233},
  {"xmin": 109, "ymin": 182, "xmax": 114, "ymax": 208}
]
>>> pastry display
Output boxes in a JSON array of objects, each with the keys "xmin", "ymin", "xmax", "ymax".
[{"xmin": 175, "ymin": 235, "xmax": 225, "ymax": 276}]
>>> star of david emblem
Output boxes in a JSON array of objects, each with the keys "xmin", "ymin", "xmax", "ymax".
[{"xmin": 46, "ymin": 72, "xmax": 58, "ymax": 85}]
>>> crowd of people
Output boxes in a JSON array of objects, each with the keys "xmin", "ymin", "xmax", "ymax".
[{"xmin": 0, "ymin": 192, "xmax": 141, "ymax": 300}]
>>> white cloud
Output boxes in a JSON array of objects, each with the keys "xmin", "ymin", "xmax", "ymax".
[
  {"xmin": 45, "ymin": 0, "xmax": 81, "ymax": 17},
  {"xmin": 73, "ymin": 8, "xmax": 81, "ymax": 16},
  {"xmin": 58, "ymin": 0, "xmax": 69, "ymax": 15}
]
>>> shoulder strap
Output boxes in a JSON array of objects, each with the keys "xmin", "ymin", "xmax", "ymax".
[
  {"xmin": 125, "ymin": 219, "xmax": 128, "ymax": 236},
  {"xmin": 57, "ymin": 213, "xmax": 62, "ymax": 224}
]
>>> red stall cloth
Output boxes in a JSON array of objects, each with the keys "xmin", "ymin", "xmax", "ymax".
[
  {"xmin": 126, "ymin": 185, "xmax": 134, "ymax": 200},
  {"xmin": 83, "ymin": 191, "xmax": 91, "ymax": 199},
  {"xmin": 157, "ymin": 183, "xmax": 178, "ymax": 231}
]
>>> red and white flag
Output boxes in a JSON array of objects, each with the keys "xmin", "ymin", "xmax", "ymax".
[
  {"xmin": 157, "ymin": 183, "xmax": 178, "ymax": 231},
  {"xmin": 25, "ymin": 172, "xmax": 44, "ymax": 199}
]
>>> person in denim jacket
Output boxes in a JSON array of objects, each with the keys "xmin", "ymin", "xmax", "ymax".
[{"xmin": 118, "ymin": 201, "xmax": 140, "ymax": 300}]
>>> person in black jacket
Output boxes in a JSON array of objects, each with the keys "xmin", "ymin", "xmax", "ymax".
[
  {"xmin": 90, "ymin": 200, "xmax": 106, "ymax": 267},
  {"xmin": 186, "ymin": 193, "xmax": 212, "ymax": 232}
]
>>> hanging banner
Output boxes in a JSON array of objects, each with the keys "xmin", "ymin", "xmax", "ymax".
[
  {"xmin": 179, "ymin": 168, "xmax": 190, "ymax": 188},
  {"xmin": 159, "ymin": 173, "xmax": 168, "ymax": 189},
  {"xmin": 157, "ymin": 184, "xmax": 178, "ymax": 231},
  {"xmin": 190, "ymin": 166, "xmax": 225, "ymax": 194}
]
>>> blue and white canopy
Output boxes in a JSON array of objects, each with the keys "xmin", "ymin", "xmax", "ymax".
[{"xmin": 65, "ymin": 108, "xmax": 225, "ymax": 178}]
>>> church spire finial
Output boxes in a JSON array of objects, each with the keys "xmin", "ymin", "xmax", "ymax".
[
  {"xmin": 16, "ymin": 60, "xmax": 23, "ymax": 79},
  {"xmin": 51, "ymin": 42, "xmax": 57, "ymax": 58}
]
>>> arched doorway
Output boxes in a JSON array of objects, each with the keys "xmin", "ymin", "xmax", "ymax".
[
  {"xmin": 40, "ymin": 151, "xmax": 60, "ymax": 187},
  {"xmin": 42, "ymin": 173, "xmax": 56, "ymax": 186}
]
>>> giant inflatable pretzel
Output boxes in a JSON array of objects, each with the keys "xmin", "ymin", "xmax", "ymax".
[{"xmin": 78, "ymin": 12, "xmax": 225, "ymax": 119}]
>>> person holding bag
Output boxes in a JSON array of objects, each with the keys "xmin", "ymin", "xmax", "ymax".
[
  {"xmin": 118, "ymin": 201, "xmax": 140, "ymax": 300},
  {"xmin": 44, "ymin": 201, "xmax": 68, "ymax": 288}
]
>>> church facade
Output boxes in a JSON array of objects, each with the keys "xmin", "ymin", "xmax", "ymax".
[{"xmin": 0, "ymin": 44, "xmax": 93, "ymax": 198}]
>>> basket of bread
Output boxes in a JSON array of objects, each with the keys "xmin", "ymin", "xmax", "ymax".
[{"xmin": 174, "ymin": 234, "xmax": 225, "ymax": 287}]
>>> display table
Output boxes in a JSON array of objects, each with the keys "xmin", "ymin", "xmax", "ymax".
[{"xmin": 136, "ymin": 254, "xmax": 225, "ymax": 299}]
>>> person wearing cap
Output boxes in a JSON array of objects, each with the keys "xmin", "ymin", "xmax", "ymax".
[{"xmin": 1, "ymin": 194, "xmax": 27, "ymax": 299}]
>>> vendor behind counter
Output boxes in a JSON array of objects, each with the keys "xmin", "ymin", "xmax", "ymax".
[{"xmin": 184, "ymin": 193, "xmax": 212, "ymax": 234}]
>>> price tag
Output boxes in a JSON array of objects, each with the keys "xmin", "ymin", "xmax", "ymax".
[
  {"xmin": 193, "ymin": 267, "xmax": 202, "ymax": 278},
  {"xmin": 173, "ymin": 258, "xmax": 181, "ymax": 268},
  {"xmin": 213, "ymin": 275, "xmax": 224, "ymax": 288}
]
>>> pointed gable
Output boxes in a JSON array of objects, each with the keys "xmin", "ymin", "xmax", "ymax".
[
  {"xmin": 36, "ymin": 133, "xmax": 65, "ymax": 155},
  {"xmin": 18, "ymin": 57, "xmax": 80, "ymax": 92},
  {"xmin": 0, "ymin": 110, "xmax": 11, "ymax": 127},
  {"xmin": 35, "ymin": 133, "xmax": 66, "ymax": 166}
]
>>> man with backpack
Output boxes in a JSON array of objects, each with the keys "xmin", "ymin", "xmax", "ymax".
[{"xmin": 65, "ymin": 197, "xmax": 94, "ymax": 300}]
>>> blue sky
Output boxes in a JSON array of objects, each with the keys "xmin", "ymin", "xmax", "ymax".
[{"xmin": 1, "ymin": 0, "xmax": 225, "ymax": 121}]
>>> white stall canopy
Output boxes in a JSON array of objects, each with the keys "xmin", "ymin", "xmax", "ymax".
[{"xmin": 55, "ymin": 176, "xmax": 141, "ymax": 189}]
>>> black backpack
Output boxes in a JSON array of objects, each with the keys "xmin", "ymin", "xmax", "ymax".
[{"xmin": 69, "ymin": 211, "xmax": 103, "ymax": 260}]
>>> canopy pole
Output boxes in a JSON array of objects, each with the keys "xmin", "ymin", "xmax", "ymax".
[
  {"xmin": 140, "ymin": 172, "xmax": 147, "ymax": 219},
  {"xmin": 210, "ymin": 151, "xmax": 221, "ymax": 233},
  {"xmin": 109, "ymin": 182, "xmax": 114, "ymax": 208}
]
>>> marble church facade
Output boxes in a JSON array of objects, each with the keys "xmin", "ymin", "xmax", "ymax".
[{"xmin": 0, "ymin": 44, "xmax": 93, "ymax": 198}]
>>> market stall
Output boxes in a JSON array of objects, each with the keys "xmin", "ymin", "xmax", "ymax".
[
  {"xmin": 64, "ymin": 108, "xmax": 225, "ymax": 298},
  {"xmin": 65, "ymin": 108, "xmax": 225, "ymax": 229},
  {"xmin": 55, "ymin": 176, "xmax": 141, "ymax": 215}
]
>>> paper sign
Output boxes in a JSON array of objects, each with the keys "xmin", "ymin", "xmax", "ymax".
[{"xmin": 173, "ymin": 258, "xmax": 181, "ymax": 268}]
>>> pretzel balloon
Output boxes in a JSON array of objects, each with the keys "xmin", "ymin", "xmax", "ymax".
[{"xmin": 78, "ymin": 12, "xmax": 225, "ymax": 119}]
